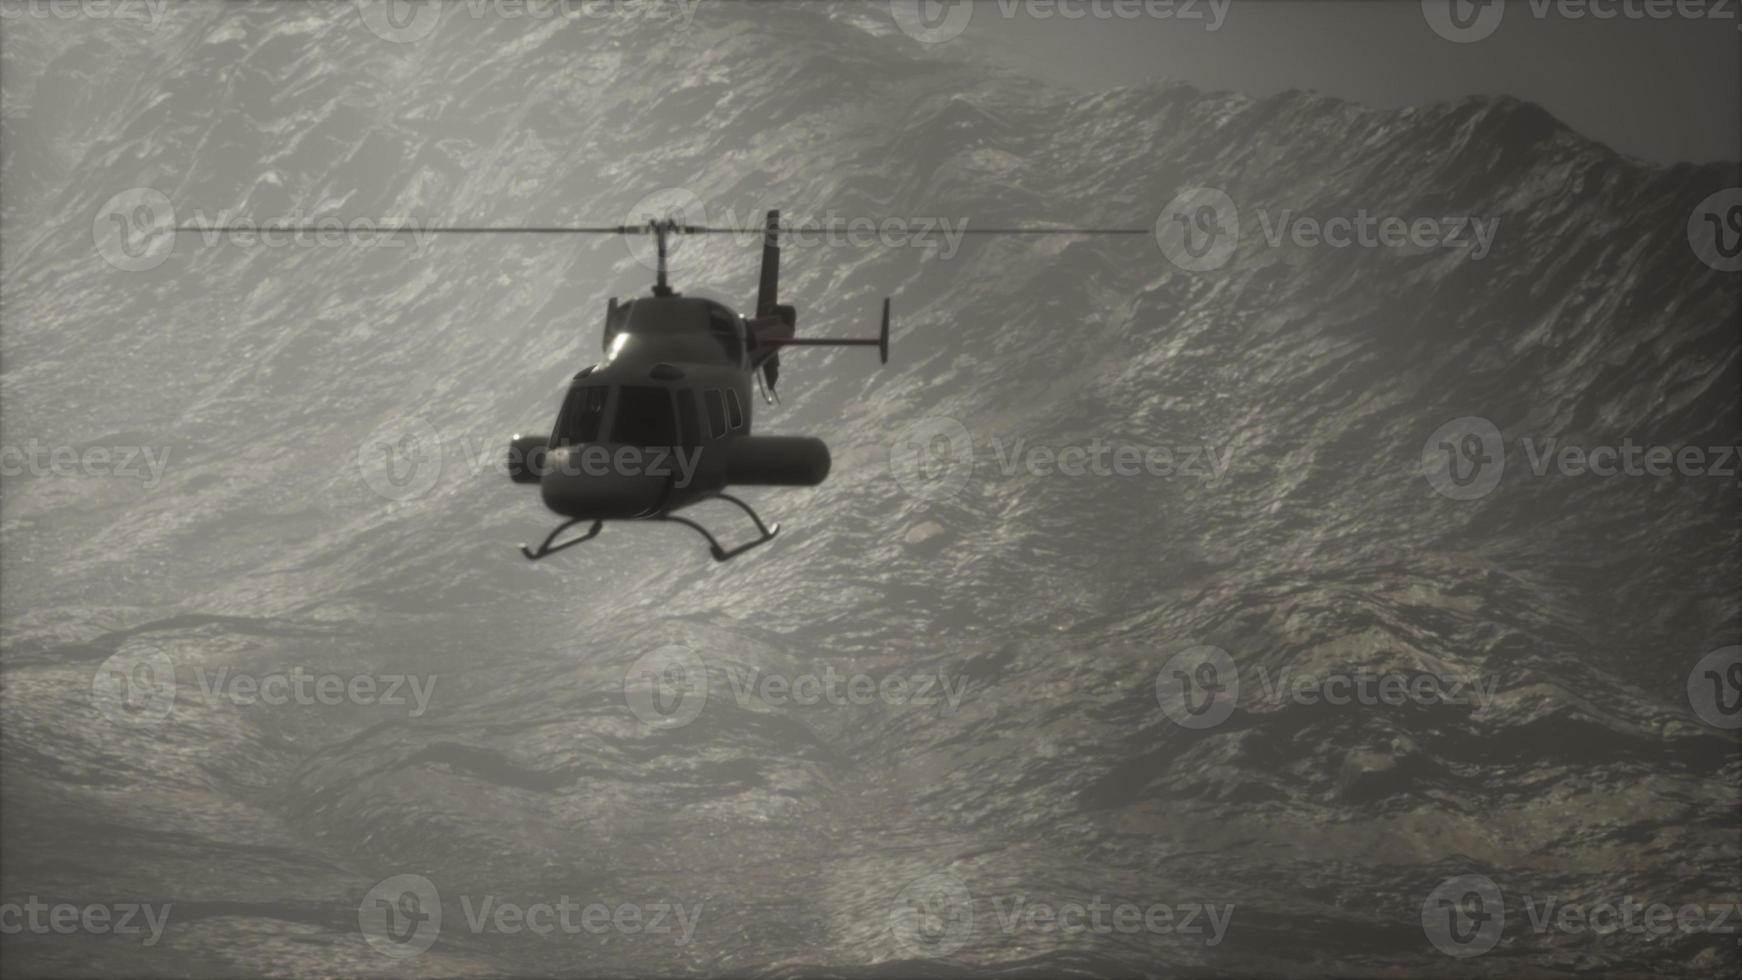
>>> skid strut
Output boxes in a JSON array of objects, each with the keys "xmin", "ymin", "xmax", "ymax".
[
  {"xmin": 518, "ymin": 495, "xmax": 778, "ymax": 563},
  {"xmin": 658, "ymin": 493, "xmax": 780, "ymax": 562},
  {"xmin": 519, "ymin": 519, "xmax": 603, "ymax": 561}
]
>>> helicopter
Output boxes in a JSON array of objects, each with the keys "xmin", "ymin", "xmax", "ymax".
[
  {"xmin": 504, "ymin": 210, "xmax": 889, "ymax": 562},
  {"xmin": 173, "ymin": 207, "xmax": 1147, "ymax": 562}
]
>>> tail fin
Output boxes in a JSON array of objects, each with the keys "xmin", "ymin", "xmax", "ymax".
[{"xmin": 756, "ymin": 209, "xmax": 779, "ymax": 317}]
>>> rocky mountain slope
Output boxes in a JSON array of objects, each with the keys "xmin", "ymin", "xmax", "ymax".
[{"xmin": 2, "ymin": 2, "xmax": 1737, "ymax": 976}]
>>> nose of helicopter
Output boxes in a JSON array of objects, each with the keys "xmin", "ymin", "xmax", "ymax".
[{"xmin": 539, "ymin": 444, "xmax": 673, "ymax": 520}]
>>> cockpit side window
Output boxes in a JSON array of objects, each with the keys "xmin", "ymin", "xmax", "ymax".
[
  {"xmin": 555, "ymin": 386, "xmax": 606, "ymax": 446},
  {"xmin": 611, "ymin": 386, "xmax": 678, "ymax": 448},
  {"xmin": 726, "ymin": 389, "xmax": 744, "ymax": 430}
]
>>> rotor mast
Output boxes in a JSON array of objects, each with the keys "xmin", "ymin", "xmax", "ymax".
[{"xmin": 650, "ymin": 219, "xmax": 678, "ymax": 297}]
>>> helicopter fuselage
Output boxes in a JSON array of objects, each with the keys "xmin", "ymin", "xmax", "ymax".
[{"xmin": 508, "ymin": 294, "xmax": 830, "ymax": 523}]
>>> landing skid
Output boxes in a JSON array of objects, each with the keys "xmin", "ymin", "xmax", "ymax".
[
  {"xmin": 519, "ymin": 519, "xmax": 603, "ymax": 561},
  {"xmin": 516, "ymin": 495, "xmax": 779, "ymax": 563},
  {"xmin": 658, "ymin": 493, "xmax": 780, "ymax": 562}
]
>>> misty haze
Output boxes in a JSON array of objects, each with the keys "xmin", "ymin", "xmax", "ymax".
[{"xmin": 1, "ymin": 1, "xmax": 1738, "ymax": 978}]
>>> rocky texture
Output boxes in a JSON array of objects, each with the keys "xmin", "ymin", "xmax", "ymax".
[{"xmin": 1, "ymin": 2, "xmax": 1737, "ymax": 976}]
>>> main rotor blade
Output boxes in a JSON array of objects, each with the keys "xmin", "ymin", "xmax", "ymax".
[
  {"xmin": 954, "ymin": 227, "xmax": 1152, "ymax": 235},
  {"xmin": 778, "ymin": 224, "xmax": 1151, "ymax": 235},
  {"xmin": 168, "ymin": 225, "xmax": 753, "ymax": 234},
  {"xmin": 169, "ymin": 223, "xmax": 1153, "ymax": 235}
]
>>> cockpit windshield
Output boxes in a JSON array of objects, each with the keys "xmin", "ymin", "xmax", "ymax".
[
  {"xmin": 554, "ymin": 386, "xmax": 606, "ymax": 446},
  {"xmin": 610, "ymin": 386, "xmax": 678, "ymax": 447}
]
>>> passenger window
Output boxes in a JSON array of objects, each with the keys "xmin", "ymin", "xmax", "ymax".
[
  {"xmin": 704, "ymin": 389, "xmax": 727, "ymax": 439},
  {"xmin": 726, "ymin": 389, "xmax": 744, "ymax": 430}
]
